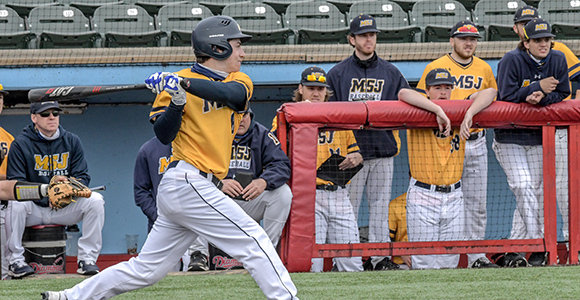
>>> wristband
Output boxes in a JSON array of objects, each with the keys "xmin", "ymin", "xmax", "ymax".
[{"xmin": 14, "ymin": 181, "xmax": 45, "ymax": 201}]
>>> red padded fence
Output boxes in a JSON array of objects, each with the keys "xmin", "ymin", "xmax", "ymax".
[{"xmin": 278, "ymin": 100, "xmax": 580, "ymax": 272}]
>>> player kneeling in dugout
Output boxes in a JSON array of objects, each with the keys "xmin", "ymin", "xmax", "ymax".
[{"xmin": 398, "ymin": 68, "xmax": 495, "ymax": 269}]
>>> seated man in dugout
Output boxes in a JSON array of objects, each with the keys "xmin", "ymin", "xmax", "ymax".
[
  {"xmin": 6, "ymin": 101, "xmax": 105, "ymax": 278},
  {"xmin": 398, "ymin": 68, "xmax": 495, "ymax": 269}
]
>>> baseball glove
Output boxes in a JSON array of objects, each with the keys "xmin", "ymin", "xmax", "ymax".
[{"xmin": 48, "ymin": 176, "xmax": 92, "ymax": 210}]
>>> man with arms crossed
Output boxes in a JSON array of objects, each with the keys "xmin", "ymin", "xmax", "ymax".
[
  {"xmin": 494, "ymin": 18, "xmax": 569, "ymax": 267},
  {"xmin": 327, "ymin": 14, "xmax": 410, "ymax": 270},
  {"xmin": 510, "ymin": 6, "xmax": 578, "ymax": 265}
]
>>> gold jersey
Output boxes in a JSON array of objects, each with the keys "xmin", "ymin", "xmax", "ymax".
[
  {"xmin": 417, "ymin": 54, "xmax": 497, "ymax": 133},
  {"xmin": 0, "ymin": 127, "xmax": 14, "ymax": 176},
  {"xmin": 316, "ymin": 130, "xmax": 360, "ymax": 186},
  {"xmin": 417, "ymin": 54, "xmax": 497, "ymax": 100},
  {"xmin": 150, "ymin": 69, "xmax": 253, "ymax": 180},
  {"xmin": 388, "ymin": 193, "xmax": 408, "ymax": 265},
  {"xmin": 553, "ymin": 42, "xmax": 580, "ymax": 99},
  {"xmin": 408, "ymin": 128, "xmax": 465, "ymax": 185}
]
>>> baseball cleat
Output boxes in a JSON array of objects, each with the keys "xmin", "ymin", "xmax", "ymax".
[
  {"xmin": 8, "ymin": 262, "xmax": 34, "ymax": 279},
  {"xmin": 41, "ymin": 291, "xmax": 67, "ymax": 300},
  {"xmin": 528, "ymin": 252, "xmax": 548, "ymax": 266},
  {"xmin": 470, "ymin": 257, "xmax": 499, "ymax": 268},
  {"xmin": 503, "ymin": 253, "xmax": 529, "ymax": 267},
  {"xmin": 77, "ymin": 261, "xmax": 100, "ymax": 275},
  {"xmin": 374, "ymin": 257, "xmax": 400, "ymax": 271},
  {"xmin": 188, "ymin": 251, "xmax": 209, "ymax": 271}
]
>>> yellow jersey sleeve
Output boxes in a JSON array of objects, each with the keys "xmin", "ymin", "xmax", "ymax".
[
  {"xmin": 553, "ymin": 42, "xmax": 579, "ymax": 100},
  {"xmin": 0, "ymin": 128, "xmax": 14, "ymax": 176},
  {"xmin": 149, "ymin": 68, "xmax": 253, "ymax": 179}
]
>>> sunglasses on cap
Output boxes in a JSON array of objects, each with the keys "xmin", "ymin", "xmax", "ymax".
[
  {"xmin": 457, "ymin": 25, "xmax": 477, "ymax": 33},
  {"xmin": 39, "ymin": 110, "xmax": 60, "ymax": 118},
  {"xmin": 306, "ymin": 74, "xmax": 326, "ymax": 83}
]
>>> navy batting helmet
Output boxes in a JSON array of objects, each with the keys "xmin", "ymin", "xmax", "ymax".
[{"xmin": 191, "ymin": 16, "xmax": 252, "ymax": 60}]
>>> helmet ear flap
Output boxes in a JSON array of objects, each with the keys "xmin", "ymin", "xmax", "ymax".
[{"xmin": 191, "ymin": 16, "xmax": 251, "ymax": 60}]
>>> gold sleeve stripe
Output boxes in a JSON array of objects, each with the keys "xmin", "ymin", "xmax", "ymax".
[
  {"xmin": 149, "ymin": 106, "xmax": 167, "ymax": 121},
  {"xmin": 150, "ymin": 106, "xmax": 166, "ymax": 113},
  {"xmin": 570, "ymin": 62, "xmax": 580, "ymax": 79}
]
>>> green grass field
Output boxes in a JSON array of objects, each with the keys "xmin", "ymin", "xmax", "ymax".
[{"xmin": 2, "ymin": 266, "xmax": 580, "ymax": 300}]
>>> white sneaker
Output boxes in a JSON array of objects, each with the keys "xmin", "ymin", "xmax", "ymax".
[{"xmin": 41, "ymin": 291, "xmax": 67, "ymax": 300}]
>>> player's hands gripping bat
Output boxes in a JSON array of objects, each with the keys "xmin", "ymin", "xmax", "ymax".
[
  {"xmin": 164, "ymin": 74, "xmax": 187, "ymax": 105},
  {"xmin": 48, "ymin": 176, "xmax": 92, "ymax": 210},
  {"xmin": 145, "ymin": 72, "xmax": 187, "ymax": 105},
  {"xmin": 144, "ymin": 72, "xmax": 173, "ymax": 94}
]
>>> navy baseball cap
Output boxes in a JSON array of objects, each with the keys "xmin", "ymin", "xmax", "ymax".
[
  {"xmin": 301, "ymin": 66, "xmax": 329, "ymax": 87},
  {"xmin": 350, "ymin": 14, "xmax": 380, "ymax": 35},
  {"xmin": 425, "ymin": 68, "xmax": 454, "ymax": 87},
  {"xmin": 513, "ymin": 5, "xmax": 539, "ymax": 24},
  {"xmin": 523, "ymin": 18, "xmax": 554, "ymax": 39},
  {"xmin": 30, "ymin": 101, "xmax": 62, "ymax": 114},
  {"xmin": 450, "ymin": 20, "xmax": 481, "ymax": 38},
  {"xmin": 0, "ymin": 84, "xmax": 8, "ymax": 95}
]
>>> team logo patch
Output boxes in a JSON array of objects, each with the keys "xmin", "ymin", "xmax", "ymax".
[
  {"xmin": 435, "ymin": 72, "xmax": 449, "ymax": 79},
  {"xmin": 535, "ymin": 23, "xmax": 548, "ymax": 31},
  {"xmin": 522, "ymin": 9, "xmax": 535, "ymax": 16},
  {"xmin": 360, "ymin": 19, "xmax": 373, "ymax": 27}
]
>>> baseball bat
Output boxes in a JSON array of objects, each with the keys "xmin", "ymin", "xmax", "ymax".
[
  {"xmin": 90, "ymin": 185, "xmax": 106, "ymax": 192},
  {"xmin": 28, "ymin": 84, "xmax": 148, "ymax": 103}
]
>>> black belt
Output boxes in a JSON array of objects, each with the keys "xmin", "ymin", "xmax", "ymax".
[
  {"xmin": 167, "ymin": 161, "xmax": 222, "ymax": 189},
  {"xmin": 414, "ymin": 180, "xmax": 460, "ymax": 193},
  {"xmin": 200, "ymin": 171, "xmax": 223, "ymax": 189},
  {"xmin": 316, "ymin": 184, "xmax": 343, "ymax": 191},
  {"xmin": 467, "ymin": 130, "xmax": 485, "ymax": 141}
]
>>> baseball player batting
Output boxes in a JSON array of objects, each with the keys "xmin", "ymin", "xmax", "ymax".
[
  {"xmin": 42, "ymin": 16, "xmax": 298, "ymax": 300},
  {"xmin": 416, "ymin": 21, "xmax": 498, "ymax": 269}
]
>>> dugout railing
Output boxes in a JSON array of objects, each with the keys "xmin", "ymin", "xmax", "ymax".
[{"xmin": 276, "ymin": 99, "xmax": 580, "ymax": 272}]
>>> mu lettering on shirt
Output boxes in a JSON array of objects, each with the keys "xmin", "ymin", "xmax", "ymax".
[
  {"xmin": 416, "ymin": 54, "xmax": 497, "ymax": 100},
  {"xmin": 416, "ymin": 54, "xmax": 497, "ymax": 134},
  {"xmin": 34, "ymin": 152, "xmax": 70, "ymax": 177},
  {"xmin": 348, "ymin": 78, "xmax": 385, "ymax": 101}
]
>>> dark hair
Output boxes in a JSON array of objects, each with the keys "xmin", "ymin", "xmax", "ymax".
[
  {"xmin": 292, "ymin": 85, "xmax": 333, "ymax": 102},
  {"xmin": 348, "ymin": 33, "xmax": 355, "ymax": 48},
  {"xmin": 196, "ymin": 56, "xmax": 210, "ymax": 63}
]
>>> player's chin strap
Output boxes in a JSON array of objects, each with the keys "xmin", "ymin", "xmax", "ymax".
[{"xmin": 14, "ymin": 181, "xmax": 49, "ymax": 201}]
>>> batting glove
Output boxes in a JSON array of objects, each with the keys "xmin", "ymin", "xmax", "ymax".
[
  {"xmin": 145, "ymin": 72, "xmax": 172, "ymax": 94},
  {"xmin": 164, "ymin": 74, "xmax": 187, "ymax": 105}
]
